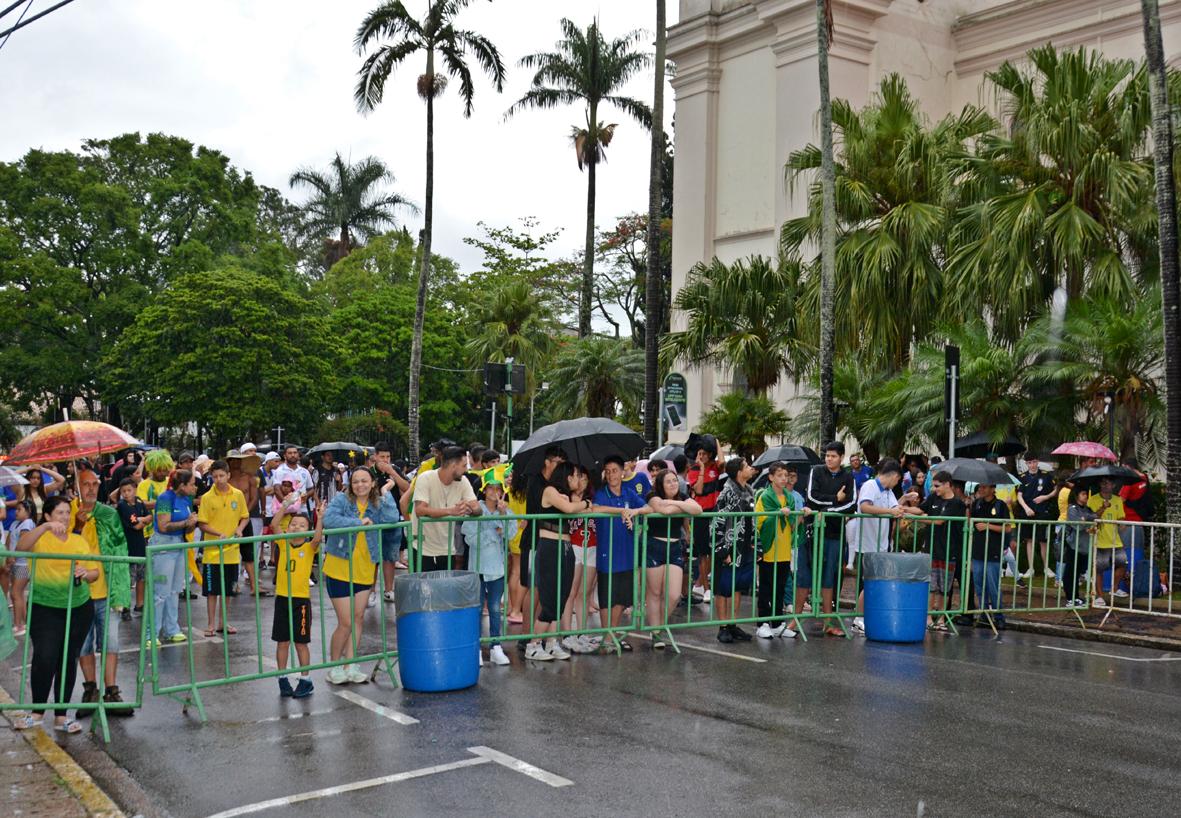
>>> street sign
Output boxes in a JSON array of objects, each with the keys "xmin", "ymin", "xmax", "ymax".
[
  {"xmin": 664, "ymin": 373, "xmax": 687, "ymax": 432},
  {"xmin": 484, "ymin": 362, "xmax": 527, "ymax": 396}
]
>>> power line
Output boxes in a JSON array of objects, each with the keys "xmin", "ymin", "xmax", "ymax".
[
  {"xmin": 0, "ymin": 1, "xmax": 28, "ymax": 21},
  {"xmin": 0, "ymin": 0, "xmax": 79, "ymax": 44},
  {"xmin": 422, "ymin": 363, "xmax": 482, "ymax": 373},
  {"xmin": 0, "ymin": 0, "xmax": 31, "ymax": 52}
]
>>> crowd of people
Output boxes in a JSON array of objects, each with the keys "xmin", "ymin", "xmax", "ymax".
[{"xmin": 0, "ymin": 431, "xmax": 1164, "ymax": 733}]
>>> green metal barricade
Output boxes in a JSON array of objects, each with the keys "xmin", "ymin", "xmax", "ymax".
[{"xmin": 0, "ymin": 547, "xmax": 147, "ymax": 742}]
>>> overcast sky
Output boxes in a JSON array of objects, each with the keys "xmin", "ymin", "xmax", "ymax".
[{"xmin": 0, "ymin": 0, "xmax": 678, "ymax": 272}]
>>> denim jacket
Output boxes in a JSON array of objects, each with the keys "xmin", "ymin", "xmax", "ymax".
[
  {"xmin": 322, "ymin": 491, "xmax": 400, "ymax": 564},
  {"xmin": 460, "ymin": 501, "xmax": 518, "ymax": 581}
]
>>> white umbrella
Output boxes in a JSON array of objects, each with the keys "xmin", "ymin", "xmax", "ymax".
[{"xmin": 0, "ymin": 466, "xmax": 29, "ymax": 488}]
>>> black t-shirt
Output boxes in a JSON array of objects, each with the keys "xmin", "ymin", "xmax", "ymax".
[
  {"xmin": 1019, "ymin": 472, "xmax": 1056, "ymax": 520},
  {"xmin": 117, "ymin": 498, "xmax": 148, "ymax": 558},
  {"xmin": 970, "ymin": 497, "xmax": 1011, "ymax": 563},
  {"xmin": 919, "ymin": 494, "xmax": 967, "ymax": 564}
]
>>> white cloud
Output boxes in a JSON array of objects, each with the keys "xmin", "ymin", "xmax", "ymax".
[{"xmin": 0, "ymin": 0, "xmax": 677, "ymax": 272}]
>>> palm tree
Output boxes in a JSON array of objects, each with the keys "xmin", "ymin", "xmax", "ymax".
[
  {"xmin": 782, "ymin": 75, "xmax": 994, "ymax": 369},
  {"xmin": 545, "ymin": 336, "xmax": 644, "ymax": 418},
  {"xmin": 508, "ymin": 18, "xmax": 651, "ymax": 337},
  {"xmin": 1140, "ymin": 0, "xmax": 1181, "ymax": 520},
  {"xmin": 465, "ymin": 278, "xmax": 557, "ymax": 389},
  {"xmin": 289, "ymin": 153, "xmax": 417, "ymax": 266},
  {"xmin": 1044, "ymin": 293, "xmax": 1164, "ymax": 458},
  {"xmin": 790, "ymin": 357, "xmax": 895, "ymax": 462},
  {"xmin": 354, "ymin": 0, "xmax": 506, "ymax": 460},
  {"xmin": 948, "ymin": 46, "xmax": 1154, "ymax": 339},
  {"xmin": 643, "ymin": 0, "xmax": 667, "ymax": 449},
  {"xmin": 814, "ymin": 0, "xmax": 837, "ymax": 444},
  {"xmin": 661, "ymin": 256, "xmax": 810, "ymax": 395},
  {"xmin": 700, "ymin": 392, "xmax": 790, "ymax": 460}
]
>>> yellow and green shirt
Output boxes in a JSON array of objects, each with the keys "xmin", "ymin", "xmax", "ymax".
[
  {"xmin": 136, "ymin": 478, "xmax": 170, "ymax": 539},
  {"xmin": 275, "ymin": 537, "xmax": 318, "ymax": 599},
  {"xmin": 1088, "ymin": 494, "xmax": 1126, "ymax": 550},
  {"xmin": 198, "ymin": 485, "xmax": 248, "ymax": 565},
  {"xmin": 69, "ymin": 500, "xmax": 107, "ymax": 600},
  {"xmin": 30, "ymin": 531, "xmax": 100, "ymax": 609},
  {"xmin": 323, "ymin": 501, "xmax": 375, "ymax": 585}
]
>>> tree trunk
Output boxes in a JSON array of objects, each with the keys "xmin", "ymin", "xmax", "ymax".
[
  {"xmin": 1142, "ymin": 0, "xmax": 1181, "ymax": 523},
  {"xmin": 816, "ymin": 0, "xmax": 837, "ymax": 445},
  {"xmin": 644, "ymin": 0, "xmax": 667, "ymax": 450},
  {"xmin": 581, "ymin": 106, "xmax": 598, "ymax": 338},
  {"xmin": 408, "ymin": 79, "xmax": 435, "ymax": 462}
]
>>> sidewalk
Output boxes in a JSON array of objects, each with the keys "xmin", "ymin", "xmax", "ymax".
[
  {"xmin": 0, "ymin": 688, "xmax": 124, "ymax": 818},
  {"xmin": 1007, "ymin": 608, "xmax": 1181, "ymax": 651}
]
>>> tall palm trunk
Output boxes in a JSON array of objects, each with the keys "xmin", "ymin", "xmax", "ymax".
[
  {"xmin": 816, "ymin": 0, "xmax": 837, "ymax": 444},
  {"xmin": 644, "ymin": 0, "xmax": 667, "ymax": 449},
  {"xmin": 1141, "ymin": 0, "xmax": 1181, "ymax": 522},
  {"xmin": 581, "ymin": 108, "xmax": 598, "ymax": 338},
  {"xmin": 408, "ymin": 73, "xmax": 435, "ymax": 461}
]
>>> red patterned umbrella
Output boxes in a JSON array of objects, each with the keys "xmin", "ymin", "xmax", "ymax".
[
  {"xmin": 5, "ymin": 421, "xmax": 141, "ymax": 465},
  {"xmin": 1051, "ymin": 441, "xmax": 1118, "ymax": 462}
]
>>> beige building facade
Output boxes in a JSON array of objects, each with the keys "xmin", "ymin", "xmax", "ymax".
[{"xmin": 667, "ymin": 0, "xmax": 1181, "ymax": 438}]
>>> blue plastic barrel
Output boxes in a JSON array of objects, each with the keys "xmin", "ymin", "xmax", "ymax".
[
  {"xmin": 861, "ymin": 552, "xmax": 930, "ymax": 643},
  {"xmin": 395, "ymin": 571, "xmax": 481, "ymax": 692}
]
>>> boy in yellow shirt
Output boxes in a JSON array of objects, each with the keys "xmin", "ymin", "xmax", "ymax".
[
  {"xmin": 197, "ymin": 460, "xmax": 249, "ymax": 637},
  {"xmin": 273, "ymin": 513, "xmax": 320, "ymax": 698}
]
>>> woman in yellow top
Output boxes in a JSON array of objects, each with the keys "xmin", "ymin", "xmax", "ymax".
[
  {"xmin": 13, "ymin": 496, "xmax": 101, "ymax": 734},
  {"xmin": 320, "ymin": 468, "xmax": 400, "ymax": 685}
]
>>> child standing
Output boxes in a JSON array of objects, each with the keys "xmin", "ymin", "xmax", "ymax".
[
  {"xmin": 6, "ymin": 499, "xmax": 36, "ymax": 636},
  {"xmin": 196, "ymin": 461, "xmax": 249, "ymax": 637},
  {"xmin": 115, "ymin": 478, "xmax": 149, "ymax": 621},
  {"xmin": 461, "ymin": 477, "xmax": 517, "ymax": 667},
  {"xmin": 273, "ymin": 513, "xmax": 320, "ymax": 698}
]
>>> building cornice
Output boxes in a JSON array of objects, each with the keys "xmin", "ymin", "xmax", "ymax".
[{"xmin": 953, "ymin": 0, "xmax": 1181, "ymax": 75}]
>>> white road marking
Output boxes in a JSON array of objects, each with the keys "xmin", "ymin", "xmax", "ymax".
[
  {"xmin": 466, "ymin": 746, "xmax": 573, "ymax": 787},
  {"xmin": 1037, "ymin": 644, "xmax": 1181, "ymax": 663},
  {"xmin": 332, "ymin": 689, "xmax": 419, "ymax": 725},
  {"xmin": 203, "ymin": 756, "xmax": 490, "ymax": 818},
  {"xmin": 627, "ymin": 632, "xmax": 768, "ymax": 663}
]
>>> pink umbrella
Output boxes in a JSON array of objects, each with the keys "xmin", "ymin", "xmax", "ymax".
[{"xmin": 1051, "ymin": 441, "xmax": 1117, "ymax": 462}]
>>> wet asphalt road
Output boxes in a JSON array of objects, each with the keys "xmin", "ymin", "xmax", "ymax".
[{"xmin": 6, "ymin": 599, "xmax": 1181, "ymax": 818}]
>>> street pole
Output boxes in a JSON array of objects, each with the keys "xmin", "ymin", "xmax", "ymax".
[
  {"xmin": 505, "ymin": 358, "xmax": 514, "ymax": 457},
  {"xmin": 948, "ymin": 365, "xmax": 958, "ymax": 458},
  {"xmin": 1106, "ymin": 391, "xmax": 1116, "ymax": 453},
  {"xmin": 490, "ymin": 402, "xmax": 496, "ymax": 450},
  {"xmin": 657, "ymin": 386, "xmax": 665, "ymax": 448}
]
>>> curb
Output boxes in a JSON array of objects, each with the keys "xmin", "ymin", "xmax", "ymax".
[
  {"xmin": 1006, "ymin": 618, "xmax": 1181, "ymax": 653},
  {"xmin": 0, "ymin": 685, "xmax": 125, "ymax": 818}
]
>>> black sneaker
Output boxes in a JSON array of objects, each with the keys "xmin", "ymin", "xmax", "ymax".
[
  {"xmin": 953, "ymin": 614, "xmax": 975, "ymax": 628},
  {"xmin": 133, "ymin": 605, "xmax": 144, "ymax": 617},
  {"xmin": 729, "ymin": 625, "xmax": 752, "ymax": 642},
  {"xmin": 716, "ymin": 627, "xmax": 734, "ymax": 644},
  {"xmin": 77, "ymin": 681, "xmax": 98, "ymax": 719},
  {"xmin": 278, "ymin": 677, "xmax": 294, "ymax": 698},
  {"xmin": 120, "ymin": 608, "xmax": 132, "ymax": 622},
  {"xmin": 103, "ymin": 685, "xmax": 133, "ymax": 717}
]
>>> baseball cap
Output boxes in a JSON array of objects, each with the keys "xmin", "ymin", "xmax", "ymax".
[
  {"xmin": 264, "ymin": 452, "xmax": 281, "ymax": 463},
  {"xmin": 240, "ymin": 442, "xmax": 258, "ymax": 453}
]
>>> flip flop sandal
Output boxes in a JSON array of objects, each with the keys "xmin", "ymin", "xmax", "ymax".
[
  {"xmin": 618, "ymin": 639, "xmax": 633, "ymax": 652},
  {"xmin": 53, "ymin": 719, "xmax": 83, "ymax": 734},
  {"xmin": 203, "ymin": 629, "xmax": 217, "ymax": 638},
  {"xmin": 11, "ymin": 714, "xmax": 38, "ymax": 730},
  {"xmin": 218, "ymin": 626, "xmax": 238, "ymax": 635}
]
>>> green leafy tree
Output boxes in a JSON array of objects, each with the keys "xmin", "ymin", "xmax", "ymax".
[
  {"xmin": 700, "ymin": 392, "xmax": 790, "ymax": 460},
  {"xmin": 948, "ymin": 46, "xmax": 1154, "ymax": 338},
  {"xmin": 596, "ymin": 212, "xmax": 672, "ymax": 343},
  {"xmin": 0, "ymin": 133, "xmax": 265, "ymax": 422},
  {"xmin": 661, "ymin": 256, "xmax": 810, "ymax": 395},
  {"xmin": 313, "ymin": 229, "xmax": 418, "ymax": 307},
  {"xmin": 462, "ymin": 218, "xmax": 572, "ymax": 320},
  {"xmin": 544, "ymin": 336, "xmax": 644, "ymax": 418},
  {"xmin": 782, "ymin": 75, "xmax": 994, "ymax": 368},
  {"xmin": 465, "ymin": 278, "xmax": 557, "ymax": 391},
  {"xmin": 355, "ymin": 0, "xmax": 506, "ymax": 461},
  {"xmin": 103, "ymin": 266, "xmax": 338, "ymax": 449},
  {"xmin": 289, "ymin": 152, "xmax": 417, "ymax": 267},
  {"xmin": 316, "ymin": 410, "xmax": 409, "ymax": 454},
  {"xmin": 790, "ymin": 358, "xmax": 896, "ymax": 463},
  {"xmin": 508, "ymin": 18, "xmax": 651, "ymax": 337}
]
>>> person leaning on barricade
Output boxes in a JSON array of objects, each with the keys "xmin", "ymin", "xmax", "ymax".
[
  {"xmin": 710, "ymin": 457, "xmax": 758, "ymax": 644},
  {"xmin": 911, "ymin": 471, "xmax": 968, "ymax": 631},
  {"xmin": 801, "ymin": 441, "xmax": 856, "ymax": 637},
  {"xmin": 148, "ymin": 470, "xmax": 200, "ymax": 648},
  {"xmin": 641, "ymin": 468, "xmax": 702, "ymax": 650},
  {"xmin": 461, "ymin": 476, "xmax": 517, "ymax": 667},
  {"xmin": 411, "ymin": 446, "xmax": 481, "ymax": 572},
  {"xmin": 753, "ymin": 461, "xmax": 810, "ymax": 640},
  {"xmin": 12, "ymin": 496, "xmax": 101, "ymax": 735}
]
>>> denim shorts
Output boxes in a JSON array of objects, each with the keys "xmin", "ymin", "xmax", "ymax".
[
  {"xmin": 80, "ymin": 597, "xmax": 120, "ymax": 656},
  {"xmin": 645, "ymin": 538, "xmax": 685, "ymax": 570},
  {"xmin": 796, "ymin": 537, "xmax": 843, "ymax": 590},
  {"xmin": 380, "ymin": 527, "xmax": 404, "ymax": 562}
]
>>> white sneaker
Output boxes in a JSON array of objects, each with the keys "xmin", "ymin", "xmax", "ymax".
[
  {"xmin": 561, "ymin": 636, "xmax": 580, "ymax": 652},
  {"xmin": 326, "ymin": 666, "xmax": 350, "ymax": 685},
  {"xmin": 785, "ymin": 604, "xmax": 795, "ymax": 614},
  {"xmin": 852, "ymin": 617, "xmax": 866, "ymax": 634},
  {"xmin": 1020, "ymin": 569, "xmax": 1034, "ymax": 579},
  {"xmin": 1113, "ymin": 588, "xmax": 1129, "ymax": 599},
  {"xmin": 525, "ymin": 641, "xmax": 553, "ymax": 661},
  {"xmin": 1002, "ymin": 565, "xmax": 1013, "ymax": 578},
  {"xmin": 489, "ymin": 645, "xmax": 511, "ymax": 666},
  {"xmin": 366, "ymin": 593, "xmax": 377, "ymax": 608},
  {"xmin": 346, "ymin": 664, "xmax": 369, "ymax": 684},
  {"xmin": 1093, "ymin": 596, "xmax": 1107, "ymax": 608},
  {"xmin": 383, "ymin": 591, "xmax": 395, "ymax": 603},
  {"xmin": 545, "ymin": 638, "xmax": 571, "ymax": 660},
  {"xmin": 692, "ymin": 584, "xmax": 705, "ymax": 596},
  {"xmin": 756, "ymin": 623, "xmax": 774, "ymax": 639},
  {"xmin": 700, "ymin": 590, "xmax": 712, "ymax": 604},
  {"xmin": 781, "ymin": 626, "xmax": 797, "ymax": 639},
  {"xmin": 308, "ymin": 577, "xmax": 316, "ymax": 587},
  {"xmin": 1043, "ymin": 569, "xmax": 1057, "ymax": 579}
]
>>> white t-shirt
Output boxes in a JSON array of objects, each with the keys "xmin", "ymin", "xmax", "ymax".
[
  {"xmin": 412, "ymin": 469, "xmax": 477, "ymax": 558},
  {"xmin": 847, "ymin": 478, "xmax": 898, "ymax": 554}
]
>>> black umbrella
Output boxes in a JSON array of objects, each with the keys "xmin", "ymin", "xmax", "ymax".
[
  {"xmin": 938, "ymin": 457, "xmax": 1013, "ymax": 485},
  {"xmin": 306, "ymin": 441, "xmax": 369, "ymax": 461},
  {"xmin": 512, "ymin": 417, "xmax": 645, "ymax": 473},
  {"xmin": 650, "ymin": 444, "xmax": 684, "ymax": 461},
  {"xmin": 1067, "ymin": 465, "xmax": 1140, "ymax": 487},
  {"xmin": 952, "ymin": 431, "xmax": 1025, "ymax": 459},
  {"xmin": 753, "ymin": 444, "xmax": 822, "ymax": 469}
]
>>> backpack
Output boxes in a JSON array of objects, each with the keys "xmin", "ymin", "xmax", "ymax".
[{"xmin": 1131, "ymin": 558, "xmax": 1159, "ymax": 599}]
